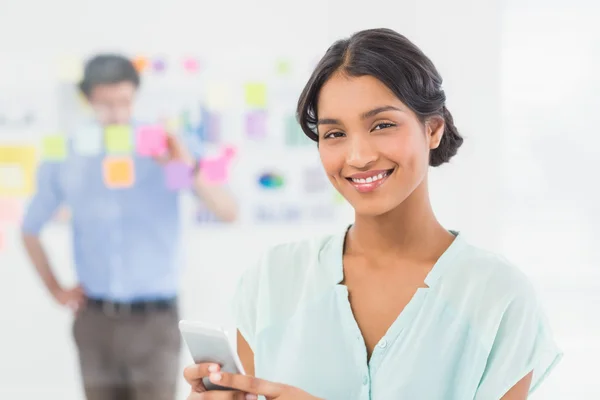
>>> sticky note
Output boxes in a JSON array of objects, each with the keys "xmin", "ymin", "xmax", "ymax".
[
  {"xmin": 105, "ymin": 125, "xmax": 133, "ymax": 154},
  {"xmin": 103, "ymin": 157, "xmax": 135, "ymax": 189},
  {"xmin": 285, "ymin": 115, "xmax": 309, "ymax": 146},
  {"xmin": 136, "ymin": 125, "xmax": 167, "ymax": 157},
  {"xmin": 73, "ymin": 124, "xmax": 103, "ymax": 156},
  {"xmin": 333, "ymin": 191, "xmax": 346, "ymax": 204},
  {"xmin": 57, "ymin": 56, "xmax": 83, "ymax": 82},
  {"xmin": 303, "ymin": 166, "xmax": 330, "ymax": 193},
  {"xmin": 199, "ymin": 145, "xmax": 236, "ymax": 185},
  {"xmin": 276, "ymin": 59, "xmax": 291, "ymax": 75},
  {"xmin": 42, "ymin": 135, "xmax": 68, "ymax": 160},
  {"xmin": 0, "ymin": 145, "xmax": 37, "ymax": 196},
  {"xmin": 205, "ymin": 112, "xmax": 221, "ymax": 143},
  {"xmin": 0, "ymin": 198, "xmax": 23, "ymax": 224},
  {"xmin": 132, "ymin": 56, "xmax": 149, "ymax": 73},
  {"xmin": 164, "ymin": 161, "xmax": 193, "ymax": 190},
  {"xmin": 165, "ymin": 117, "xmax": 182, "ymax": 135},
  {"xmin": 245, "ymin": 111, "xmax": 268, "ymax": 140},
  {"xmin": 183, "ymin": 57, "xmax": 199, "ymax": 73},
  {"xmin": 244, "ymin": 83, "xmax": 267, "ymax": 108},
  {"xmin": 152, "ymin": 58, "xmax": 166, "ymax": 72},
  {"xmin": 206, "ymin": 83, "xmax": 231, "ymax": 110}
]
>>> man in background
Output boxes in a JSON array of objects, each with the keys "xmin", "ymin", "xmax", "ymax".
[{"xmin": 21, "ymin": 54, "xmax": 237, "ymax": 400}]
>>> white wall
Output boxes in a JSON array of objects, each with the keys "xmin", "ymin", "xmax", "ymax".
[{"xmin": 0, "ymin": 0, "xmax": 596, "ymax": 398}]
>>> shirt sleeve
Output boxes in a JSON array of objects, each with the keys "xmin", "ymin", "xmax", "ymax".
[
  {"xmin": 21, "ymin": 161, "xmax": 64, "ymax": 235},
  {"xmin": 231, "ymin": 259, "xmax": 261, "ymax": 351},
  {"xmin": 474, "ymin": 285, "xmax": 563, "ymax": 399}
]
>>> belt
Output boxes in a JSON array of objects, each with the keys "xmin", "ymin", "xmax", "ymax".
[{"xmin": 86, "ymin": 297, "xmax": 178, "ymax": 317}]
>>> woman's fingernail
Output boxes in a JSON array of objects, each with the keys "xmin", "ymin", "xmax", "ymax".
[
  {"xmin": 208, "ymin": 364, "xmax": 219, "ymax": 373},
  {"xmin": 210, "ymin": 372, "xmax": 222, "ymax": 382},
  {"xmin": 246, "ymin": 395, "xmax": 258, "ymax": 400}
]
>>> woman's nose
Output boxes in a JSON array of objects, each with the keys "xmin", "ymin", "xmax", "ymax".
[{"xmin": 346, "ymin": 135, "xmax": 378, "ymax": 169}]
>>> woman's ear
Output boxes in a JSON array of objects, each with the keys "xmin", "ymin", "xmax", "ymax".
[{"xmin": 426, "ymin": 116, "xmax": 445, "ymax": 150}]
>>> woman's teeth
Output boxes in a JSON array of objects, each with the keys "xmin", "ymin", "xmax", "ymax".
[{"xmin": 351, "ymin": 171, "xmax": 389, "ymax": 184}]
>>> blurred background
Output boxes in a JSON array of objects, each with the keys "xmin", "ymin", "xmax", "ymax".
[{"xmin": 0, "ymin": 0, "xmax": 598, "ymax": 398}]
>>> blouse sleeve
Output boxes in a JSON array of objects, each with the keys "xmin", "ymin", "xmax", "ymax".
[
  {"xmin": 231, "ymin": 257, "xmax": 262, "ymax": 351},
  {"xmin": 474, "ymin": 286, "xmax": 563, "ymax": 399}
]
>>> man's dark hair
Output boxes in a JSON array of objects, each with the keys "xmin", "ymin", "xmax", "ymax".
[
  {"xmin": 79, "ymin": 54, "xmax": 140, "ymax": 96},
  {"xmin": 297, "ymin": 28, "xmax": 464, "ymax": 167}
]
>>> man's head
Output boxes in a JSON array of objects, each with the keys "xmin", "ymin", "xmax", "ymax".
[{"xmin": 79, "ymin": 54, "xmax": 140, "ymax": 125}]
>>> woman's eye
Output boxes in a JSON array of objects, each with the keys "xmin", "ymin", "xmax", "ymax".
[
  {"xmin": 323, "ymin": 131, "xmax": 345, "ymax": 139},
  {"xmin": 373, "ymin": 122, "xmax": 396, "ymax": 131}
]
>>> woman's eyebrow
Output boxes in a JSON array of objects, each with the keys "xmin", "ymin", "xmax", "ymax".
[{"xmin": 317, "ymin": 105, "xmax": 404, "ymax": 126}]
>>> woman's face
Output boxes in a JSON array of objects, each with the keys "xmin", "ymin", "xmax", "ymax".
[{"xmin": 316, "ymin": 73, "xmax": 444, "ymax": 217}]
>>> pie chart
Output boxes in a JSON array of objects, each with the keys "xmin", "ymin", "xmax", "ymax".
[{"xmin": 258, "ymin": 172, "xmax": 284, "ymax": 189}]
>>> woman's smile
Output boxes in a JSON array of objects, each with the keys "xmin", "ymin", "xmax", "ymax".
[{"xmin": 345, "ymin": 168, "xmax": 395, "ymax": 193}]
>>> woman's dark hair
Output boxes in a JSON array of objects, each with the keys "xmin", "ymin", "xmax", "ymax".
[
  {"xmin": 297, "ymin": 28, "xmax": 463, "ymax": 167},
  {"xmin": 79, "ymin": 54, "xmax": 140, "ymax": 97}
]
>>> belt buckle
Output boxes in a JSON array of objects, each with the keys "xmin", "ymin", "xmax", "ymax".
[{"xmin": 102, "ymin": 301, "xmax": 131, "ymax": 318}]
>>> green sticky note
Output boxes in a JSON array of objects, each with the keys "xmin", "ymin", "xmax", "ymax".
[
  {"xmin": 105, "ymin": 125, "xmax": 133, "ymax": 154},
  {"xmin": 42, "ymin": 135, "xmax": 68, "ymax": 160},
  {"xmin": 244, "ymin": 83, "xmax": 267, "ymax": 108},
  {"xmin": 285, "ymin": 115, "xmax": 309, "ymax": 147}
]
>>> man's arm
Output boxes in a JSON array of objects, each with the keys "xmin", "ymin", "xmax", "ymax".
[
  {"xmin": 21, "ymin": 162, "xmax": 84, "ymax": 310},
  {"xmin": 191, "ymin": 174, "xmax": 238, "ymax": 222}
]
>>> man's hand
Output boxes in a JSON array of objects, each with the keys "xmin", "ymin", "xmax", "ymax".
[
  {"xmin": 51, "ymin": 284, "xmax": 86, "ymax": 313},
  {"xmin": 154, "ymin": 134, "xmax": 195, "ymax": 167}
]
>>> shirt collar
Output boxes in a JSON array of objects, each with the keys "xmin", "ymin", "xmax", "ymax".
[{"xmin": 319, "ymin": 225, "xmax": 467, "ymax": 288}]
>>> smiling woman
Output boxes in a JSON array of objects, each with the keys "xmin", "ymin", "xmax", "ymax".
[{"xmin": 184, "ymin": 28, "xmax": 562, "ymax": 400}]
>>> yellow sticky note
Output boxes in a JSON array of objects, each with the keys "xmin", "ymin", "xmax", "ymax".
[
  {"xmin": 105, "ymin": 125, "xmax": 133, "ymax": 154},
  {"xmin": 0, "ymin": 145, "xmax": 37, "ymax": 197},
  {"xmin": 206, "ymin": 83, "xmax": 231, "ymax": 110},
  {"xmin": 276, "ymin": 59, "xmax": 291, "ymax": 75},
  {"xmin": 165, "ymin": 117, "xmax": 182, "ymax": 135},
  {"xmin": 57, "ymin": 56, "xmax": 83, "ymax": 82},
  {"xmin": 103, "ymin": 157, "xmax": 135, "ymax": 189},
  {"xmin": 244, "ymin": 83, "xmax": 267, "ymax": 108},
  {"xmin": 42, "ymin": 135, "xmax": 68, "ymax": 160}
]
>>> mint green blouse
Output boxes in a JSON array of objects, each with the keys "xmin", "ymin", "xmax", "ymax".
[{"xmin": 232, "ymin": 229, "xmax": 562, "ymax": 399}]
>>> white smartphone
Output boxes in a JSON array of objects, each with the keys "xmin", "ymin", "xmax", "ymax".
[{"xmin": 179, "ymin": 320, "xmax": 246, "ymax": 391}]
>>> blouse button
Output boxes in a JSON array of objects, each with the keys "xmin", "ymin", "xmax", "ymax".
[
  {"xmin": 362, "ymin": 375, "xmax": 369, "ymax": 385},
  {"xmin": 378, "ymin": 338, "xmax": 388, "ymax": 348}
]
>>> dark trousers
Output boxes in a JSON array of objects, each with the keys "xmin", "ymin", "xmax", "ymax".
[{"xmin": 72, "ymin": 303, "xmax": 181, "ymax": 400}]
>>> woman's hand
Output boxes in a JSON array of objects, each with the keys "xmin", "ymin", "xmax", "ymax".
[{"xmin": 184, "ymin": 363, "xmax": 322, "ymax": 400}]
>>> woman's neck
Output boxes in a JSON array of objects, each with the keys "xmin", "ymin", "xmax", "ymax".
[{"xmin": 347, "ymin": 182, "xmax": 452, "ymax": 261}]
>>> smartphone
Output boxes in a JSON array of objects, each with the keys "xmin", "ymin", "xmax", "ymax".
[{"xmin": 179, "ymin": 320, "xmax": 246, "ymax": 391}]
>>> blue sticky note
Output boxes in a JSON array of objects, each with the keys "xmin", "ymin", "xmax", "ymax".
[{"xmin": 73, "ymin": 124, "xmax": 103, "ymax": 156}]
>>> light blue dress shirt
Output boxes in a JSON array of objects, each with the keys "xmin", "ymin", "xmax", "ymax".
[
  {"xmin": 233, "ymin": 228, "xmax": 562, "ymax": 399},
  {"xmin": 22, "ymin": 138, "xmax": 182, "ymax": 302}
]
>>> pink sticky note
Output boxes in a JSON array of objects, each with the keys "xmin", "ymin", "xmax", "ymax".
[
  {"xmin": 136, "ymin": 125, "xmax": 168, "ymax": 157},
  {"xmin": 199, "ymin": 146, "xmax": 236, "ymax": 184},
  {"xmin": 164, "ymin": 161, "xmax": 194, "ymax": 190},
  {"xmin": 183, "ymin": 57, "xmax": 199, "ymax": 73},
  {"xmin": 245, "ymin": 111, "xmax": 267, "ymax": 139},
  {"xmin": 0, "ymin": 198, "xmax": 23, "ymax": 225}
]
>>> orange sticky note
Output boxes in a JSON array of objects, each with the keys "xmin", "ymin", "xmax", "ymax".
[
  {"xmin": 103, "ymin": 157, "xmax": 134, "ymax": 189},
  {"xmin": 132, "ymin": 56, "xmax": 149, "ymax": 73}
]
